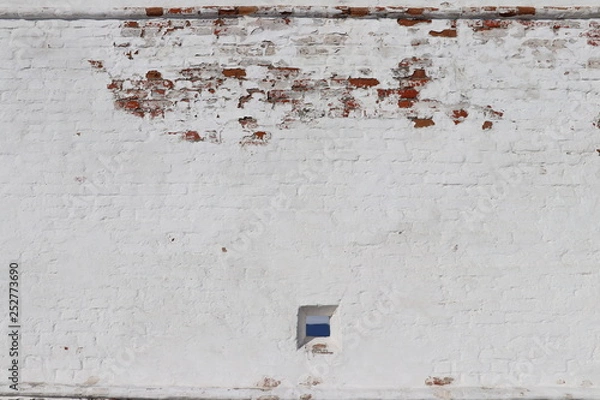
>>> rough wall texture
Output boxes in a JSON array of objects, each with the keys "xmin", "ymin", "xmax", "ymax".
[{"xmin": 1, "ymin": 6, "xmax": 600, "ymax": 400}]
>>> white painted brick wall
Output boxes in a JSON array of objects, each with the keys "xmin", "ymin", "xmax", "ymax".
[{"xmin": 1, "ymin": 5, "xmax": 600, "ymax": 400}]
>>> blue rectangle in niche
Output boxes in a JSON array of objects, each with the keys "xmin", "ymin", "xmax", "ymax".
[{"xmin": 306, "ymin": 323, "xmax": 330, "ymax": 337}]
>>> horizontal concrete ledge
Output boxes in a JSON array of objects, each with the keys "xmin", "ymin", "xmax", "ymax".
[
  {"xmin": 2, "ymin": 5, "xmax": 600, "ymax": 20},
  {"xmin": 3, "ymin": 384, "xmax": 600, "ymax": 400}
]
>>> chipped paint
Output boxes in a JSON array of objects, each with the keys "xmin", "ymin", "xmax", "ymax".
[
  {"xmin": 218, "ymin": 6, "xmax": 259, "ymax": 17},
  {"xmin": 452, "ymin": 109, "xmax": 469, "ymax": 124},
  {"xmin": 257, "ymin": 377, "xmax": 281, "ymax": 389},
  {"xmin": 101, "ymin": 35, "xmax": 505, "ymax": 139},
  {"xmin": 240, "ymin": 131, "xmax": 271, "ymax": 147},
  {"xmin": 425, "ymin": 377, "xmax": 454, "ymax": 386}
]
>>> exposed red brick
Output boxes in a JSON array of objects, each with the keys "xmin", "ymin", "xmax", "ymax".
[
  {"xmin": 412, "ymin": 118, "xmax": 435, "ymax": 128},
  {"xmin": 341, "ymin": 96, "xmax": 361, "ymax": 117},
  {"xmin": 146, "ymin": 70, "xmax": 162, "ymax": 80},
  {"xmin": 497, "ymin": 7, "xmax": 535, "ymax": 17},
  {"xmin": 377, "ymin": 88, "xmax": 420, "ymax": 99},
  {"xmin": 410, "ymin": 70, "xmax": 428, "ymax": 79},
  {"xmin": 222, "ymin": 68, "xmax": 246, "ymax": 79},
  {"xmin": 254, "ymin": 131, "xmax": 267, "ymax": 139},
  {"xmin": 123, "ymin": 100, "xmax": 140, "ymax": 110},
  {"xmin": 377, "ymin": 89, "xmax": 396, "ymax": 99},
  {"xmin": 399, "ymin": 88, "xmax": 419, "ymax": 99},
  {"xmin": 167, "ymin": 7, "xmax": 194, "ymax": 14},
  {"xmin": 105, "ymin": 56, "xmax": 461, "ymax": 129},
  {"xmin": 123, "ymin": 21, "xmax": 139, "ymax": 28},
  {"xmin": 425, "ymin": 377, "xmax": 454, "ymax": 386},
  {"xmin": 348, "ymin": 78, "xmax": 380, "ymax": 88},
  {"xmin": 429, "ymin": 29, "xmax": 457, "ymax": 38},
  {"xmin": 408, "ymin": 69, "xmax": 430, "ymax": 83},
  {"xmin": 218, "ymin": 6, "xmax": 258, "ymax": 16},
  {"xmin": 482, "ymin": 121, "xmax": 493, "ymax": 130},
  {"xmin": 470, "ymin": 20, "xmax": 512, "ymax": 32},
  {"xmin": 452, "ymin": 109, "xmax": 468, "ymax": 124},
  {"xmin": 237, "ymin": 6, "xmax": 259, "ymax": 15},
  {"xmin": 184, "ymin": 131, "xmax": 203, "ymax": 142},
  {"xmin": 337, "ymin": 7, "xmax": 370, "ymax": 17},
  {"xmin": 145, "ymin": 7, "xmax": 164, "ymax": 17},
  {"xmin": 406, "ymin": 8, "xmax": 424, "ymax": 15},
  {"xmin": 517, "ymin": 6, "xmax": 536, "ymax": 15},
  {"xmin": 348, "ymin": 7, "xmax": 370, "ymax": 17},
  {"xmin": 107, "ymin": 80, "xmax": 123, "ymax": 90},
  {"xmin": 240, "ymin": 131, "xmax": 271, "ymax": 147},
  {"xmin": 397, "ymin": 19, "xmax": 432, "ymax": 26}
]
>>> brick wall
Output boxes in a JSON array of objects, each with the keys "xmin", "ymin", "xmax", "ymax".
[{"xmin": 1, "ymin": 4, "xmax": 600, "ymax": 399}]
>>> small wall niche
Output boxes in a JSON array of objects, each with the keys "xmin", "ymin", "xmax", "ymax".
[{"xmin": 297, "ymin": 305, "xmax": 339, "ymax": 352}]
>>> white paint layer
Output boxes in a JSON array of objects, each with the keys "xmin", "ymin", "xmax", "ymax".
[{"xmin": 0, "ymin": 10, "xmax": 600, "ymax": 400}]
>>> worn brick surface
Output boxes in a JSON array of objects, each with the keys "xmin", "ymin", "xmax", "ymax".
[{"xmin": 1, "ymin": 10, "xmax": 600, "ymax": 399}]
